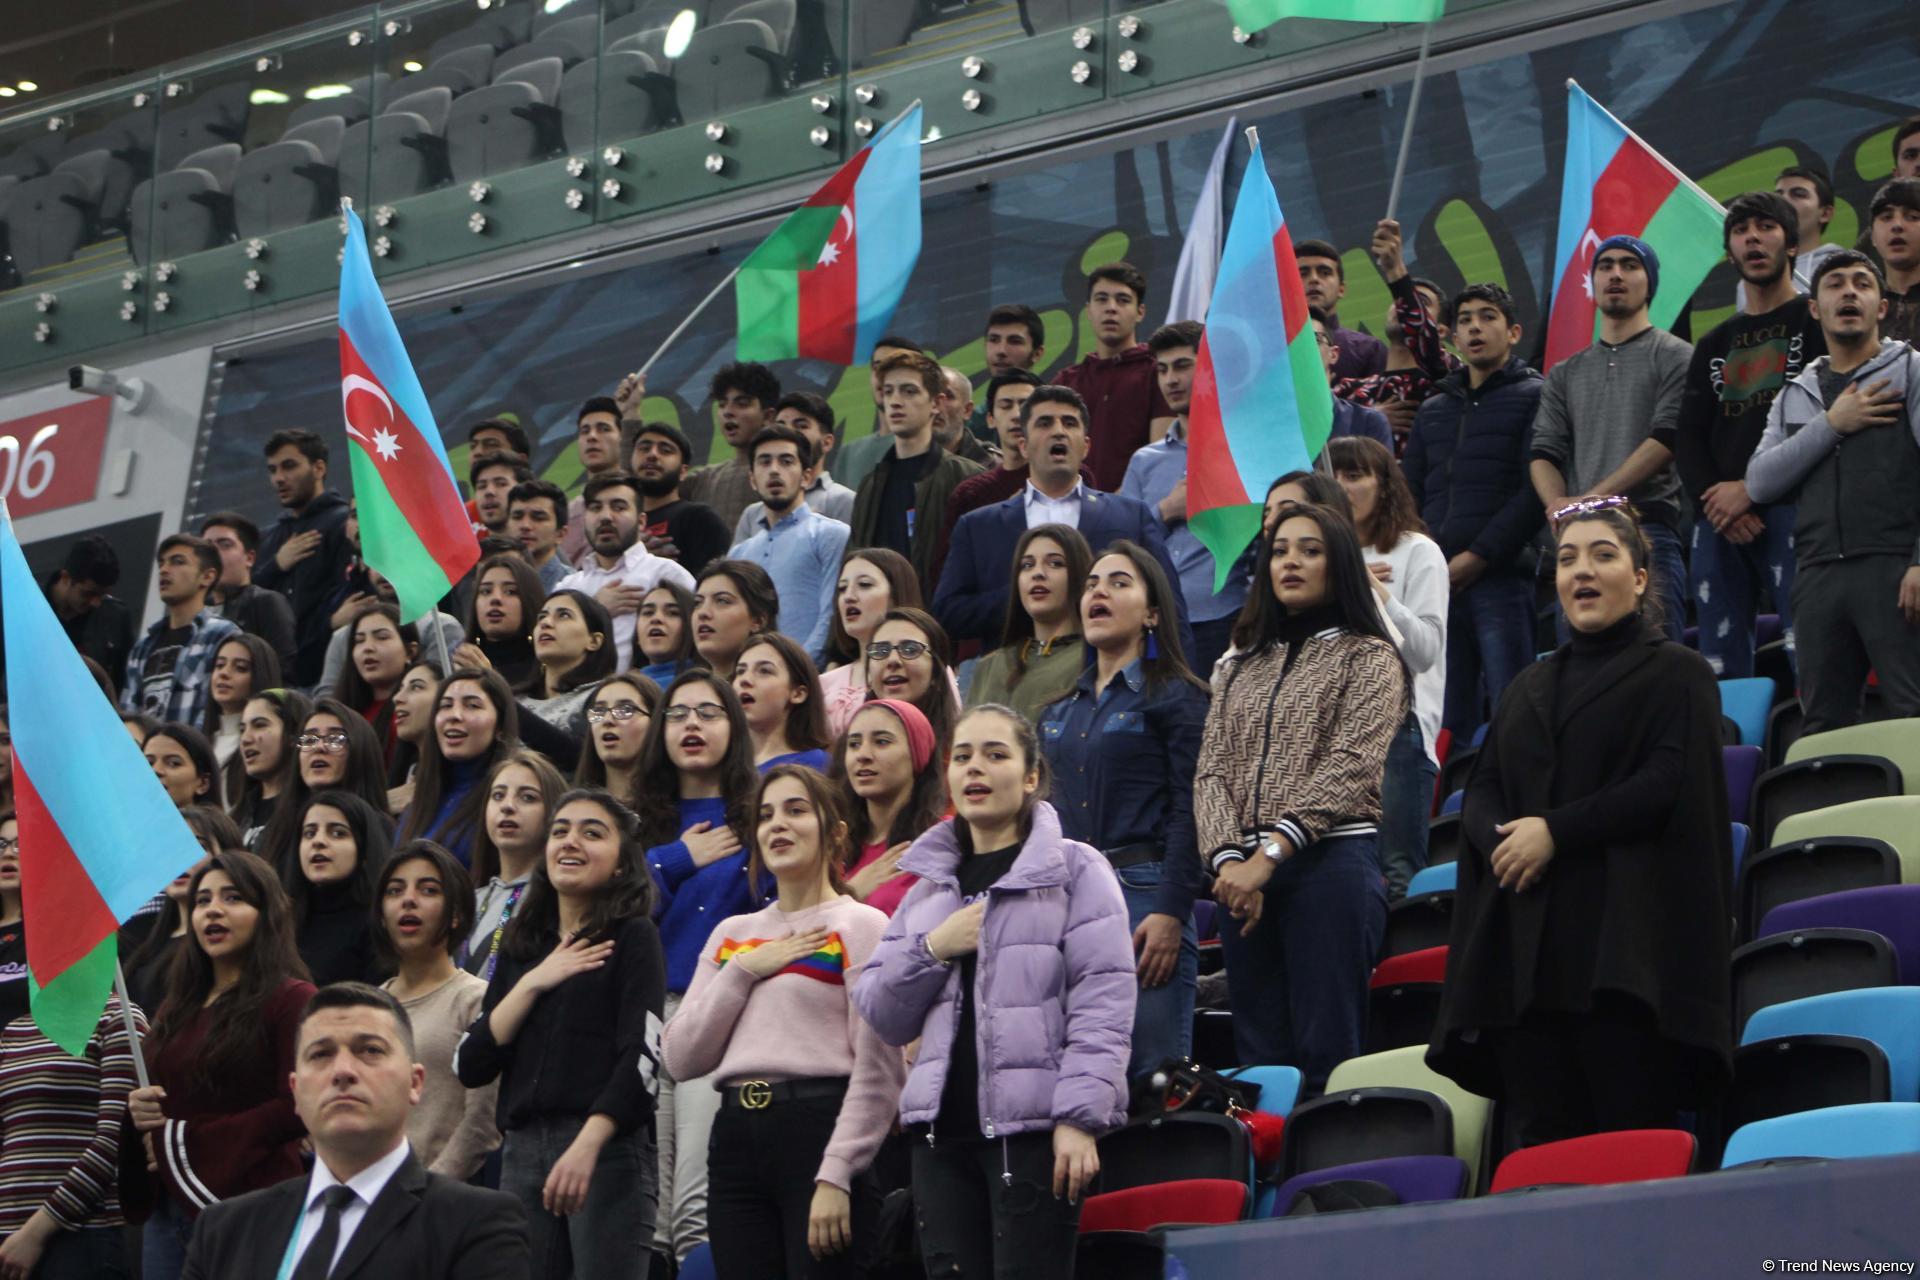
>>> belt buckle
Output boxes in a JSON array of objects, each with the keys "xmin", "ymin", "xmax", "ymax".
[{"xmin": 739, "ymin": 1080, "xmax": 773, "ymax": 1110}]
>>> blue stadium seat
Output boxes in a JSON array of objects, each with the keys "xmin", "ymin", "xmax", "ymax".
[
  {"xmin": 1438, "ymin": 789, "xmax": 1463, "ymax": 817},
  {"xmin": 1406, "ymin": 862, "xmax": 1456, "ymax": 898},
  {"xmin": 1470, "ymin": 722, "xmax": 1490, "ymax": 748},
  {"xmin": 1721, "ymin": 1102, "xmax": 1920, "ymax": 1167},
  {"xmin": 1225, "ymin": 1065, "xmax": 1301, "ymax": 1120},
  {"xmin": 1724, "ymin": 745, "xmax": 1762, "ymax": 825},
  {"xmin": 1731, "ymin": 822, "xmax": 1749, "ymax": 877},
  {"xmin": 1741, "ymin": 988, "xmax": 1920, "ymax": 1102},
  {"xmin": 677, "ymin": 1242, "xmax": 715, "ymax": 1280},
  {"xmin": 1720, "ymin": 678, "xmax": 1774, "ymax": 748}
]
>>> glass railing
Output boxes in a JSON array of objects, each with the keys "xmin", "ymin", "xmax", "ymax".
[{"xmin": 0, "ymin": 0, "xmax": 1524, "ymax": 374}]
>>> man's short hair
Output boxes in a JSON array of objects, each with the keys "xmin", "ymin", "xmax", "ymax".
[
  {"xmin": 301, "ymin": 982, "xmax": 416, "ymax": 1059},
  {"xmin": 1449, "ymin": 283, "xmax": 1520, "ymax": 329},
  {"xmin": 1810, "ymin": 248, "xmax": 1887, "ymax": 298},
  {"xmin": 774, "ymin": 392, "xmax": 836, "ymax": 436},
  {"xmin": 983, "ymin": 369, "xmax": 1043, "ymax": 407},
  {"xmin": 468, "ymin": 450, "xmax": 533, "ymax": 487},
  {"xmin": 264, "ymin": 429, "xmax": 327, "ymax": 463},
  {"xmin": 1895, "ymin": 116, "xmax": 1920, "ymax": 166},
  {"xmin": 1086, "ymin": 262, "xmax": 1148, "ymax": 304},
  {"xmin": 507, "ymin": 478, "xmax": 568, "ymax": 526},
  {"xmin": 874, "ymin": 351, "xmax": 943, "ymax": 398},
  {"xmin": 1294, "ymin": 239, "xmax": 1344, "ymax": 280},
  {"xmin": 1019, "ymin": 385, "xmax": 1091, "ymax": 427},
  {"xmin": 197, "ymin": 511, "xmax": 261, "ymax": 553},
  {"xmin": 1777, "ymin": 164, "xmax": 1835, "ymax": 213},
  {"xmin": 157, "ymin": 532, "xmax": 220, "ymax": 580},
  {"xmin": 746, "ymin": 423, "xmax": 815, "ymax": 469},
  {"xmin": 984, "ymin": 303, "xmax": 1044, "ymax": 348},
  {"xmin": 468, "ymin": 418, "xmax": 531, "ymax": 456},
  {"xmin": 582, "ymin": 471, "xmax": 643, "ymax": 506},
  {"xmin": 61, "ymin": 535, "xmax": 119, "ymax": 587},
  {"xmin": 1146, "ymin": 320, "xmax": 1204, "ymax": 355},
  {"xmin": 709, "ymin": 362, "xmax": 780, "ymax": 408},
  {"xmin": 1869, "ymin": 177, "xmax": 1920, "ymax": 222},
  {"xmin": 1723, "ymin": 190, "xmax": 1801, "ymax": 252},
  {"xmin": 634, "ymin": 421, "xmax": 695, "ymax": 462},
  {"xmin": 577, "ymin": 396, "xmax": 622, "ymax": 425},
  {"xmin": 871, "ymin": 334, "xmax": 924, "ymax": 356}
]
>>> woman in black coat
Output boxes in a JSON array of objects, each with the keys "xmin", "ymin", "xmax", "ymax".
[{"xmin": 1427, "ymin": 499, "xmax": 1732, "ymax": 1151}]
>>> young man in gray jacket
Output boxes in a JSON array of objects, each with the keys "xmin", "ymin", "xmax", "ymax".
[{"xmin": 1747, "ymin": 250, "xmax": 1920, "ymax": 732}]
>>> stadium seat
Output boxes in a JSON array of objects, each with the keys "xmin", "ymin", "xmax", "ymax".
[
  {"xmin": 1720, "ymin": 1102, "xmax": 1920, "ymax": 1168},
  {"xmin": 1405, "ymin": 862, "xmax": 1456, "ymax": 897},
  {"xmin": 1323, "ymin": 1046, "xmax": 1493, "ymax": 1191},
  {"xmin": 1758, "ymin": 884, "xmax": 1920, "ymax": 982},
  {"xmin": 1730, "ymin": 928, "xmax": 1898, "ymax": 1035},
  {"xmin": 1723, "ymin": 745, "xmax": 1762, "ymax": 825},
  {"xmin": 1786, "ymin": 719, "xmax": 1920, "ymax": 793},
  {"xmin": 1766, "ymin": 698, "xmax": 1804, "ymax": 769},
  {"xmin": 1742, "ymin": 988, "xmax": 1920, "ymax": 1102},
  {"xmin": 561, "ymin": 53, "xmax": 665, "ymax": 152},
  {"xmin": 673, "ymin": 19, "xmax": 785, "ymax": 119},
  {"xmin": 497, "ymin": 15, "xmax": 601, "ymax": 70},
  {"xmin": 1720, "ymin": 678, "xmax": 1773, "ymax": 747},
  {"xmin": 1275, "ymin": 1087, "xmax": 1452, "ymax": 1187},
  {"xmin": 1735, "ymin": 837, "xmax": 1900, "ymax": 943},
  {"xmin": 718, "ymin": 0, "xmax": 797, "ymax": 48},
  {"xmin": 1096, "ymin": 1112, "xmax": 1249, "ymax": 1195},
  {"xmin": 1721, "ymin": 1034, "xmax": 1891, "ymax": 1145},
  {"xmin": 1224, "ymin": 1064, "xmax": 1302, "ymax": 1119},
  {"xmin": 677, "ymin": 1242, "xmax": 715, "ymax": 1280},
  {"xmin": 1080, "ymin": 1178, "xmax": 1248, "ymax": 1233},
  {"xmin": 338, "ymin": 91, "xmax": 453, "ymax": 209},
  {"xmin": 608, "ymin": 27, "xmax": 671, "ymax": 62},
  {"xmin": 1438, "ymin": 789, "xmax": 1463, "ymax": 817},
  {"xmin": 231, "ymin": 117, "xmax": 344, "ymax": 237},
  {"xmin": 155, "ymin": 83, "xmax": 250, "ymax": 170},
  {"xmin": 1488, "ymin": 1129, "xmax": 1696, "ymax": 1194},
  {"xmin": 1731, "ymin": 822, "xmax": 1750, "ymax": 876},
  {"xmin": 1264, "ymin": 1154, "xmax": 1468, "ymax": 1217},
  {"xmin": 1772, "ymin": 797, "xmax": 1920, "ymax": 883},
  {"xmin": 1750, "ymin": 755, "xmax": 1902, "ymax": 849},
  {"xmin": 128, "ymin": 143, "xmax": 239, "ymax": 262},
  {"xmin": 1426, "ymin": 813, "xmax": 1461, "ymax": 867},
  {"xmin": 818, "ymin": 0, "xmax": 917, "ymax": 68},
  {"xmin": 401, "ymin": 44, "xmax": 498, "ymax": 100},
  {"xmin": 1, "ymin": 151, "xmax": 107, "ymax": 276},
  {"xmin": 1074, "ymin": 1231, "xmax": 1162, "ymax": 1280},
  {"xmin": 1380, "ymin": 889, "xmax": 1452, "ymax": 961},
  {"xmin": 1366, "ymin": 946, "xmax": 1446, "ymax": 1054},
  {"xmin": 1436, "ymin": 746, "xmax": 1477, "ymax": 807},
  {"xmin": 445, "ymin": 79, "xmax": 556, "ymax": 182}
]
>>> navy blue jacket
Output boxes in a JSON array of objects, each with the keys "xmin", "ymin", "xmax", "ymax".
[
  {"xmin": 932, "ymin": 487, "xmax": 1193, "ymax": 652},
  {"xmin": 1401, "ymin": 357, "xmax": 1545, "ymax": 570},
  {"xmin": 1331, "ymin": 398, "xmax": 1395, "ymax": 452}
]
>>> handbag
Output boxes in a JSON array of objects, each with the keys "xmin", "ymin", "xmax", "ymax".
[{"xmin": 1143, "ymin": 1060, "xmax": 1287, "ymax": 1177}]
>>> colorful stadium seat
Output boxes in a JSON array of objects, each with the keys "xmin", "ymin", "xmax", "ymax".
[
  {"xmin": 1406, "ymin": 862, "xmax": 1457, "ymax": 897},
  {"xmin": 1741, "ymin": 988, "xmax": 1920, "ymax": 1101},
  {"xmin": 1736, "ymin": 837, "xmax": 1900, "ymax": 944},
  {"xmin": 1225, "ymin": 1065, "xmax": 1302, "ymax": 1119},
  {"xmin": 1367, "ymin": 946, "xmax": 1447, "ymax": 1053},
  {"xmin": 1751, "ymin": 754, "xmax": 1902, "ymax": 849},
  {"xmin": 1323, "ymin": 1046, "xmax": 1493, "ymax": 1193},
  {"xmin": 1079, "ymin": 1179, "xmax": 1248, "ymax": 1233},
  {"xmin": 1758, "ymin": 884, "xmax": 1920, "ymax": 982},
  {"xmin": 1720, "ymin": 678, "xmax": 1775, "ymax": 747},
  {"xmin": 1772, "ymin": 797, "xmax": 1920, "ymax": 883},
  {"xmin": 1488, "ymin": 1129, "xmax": 1696, "ymax": 1193},
  {"xmin": 1730, "ymin": 927, "xmax": 1899, "ymax": 1035},
  {"xmin": 1724, "ymin": 745, "xmax": 1762, "ymax": 825},
  {"xmin": 1721, "ymin": 1103, "xmax": 1920, "ymax": 1167}
]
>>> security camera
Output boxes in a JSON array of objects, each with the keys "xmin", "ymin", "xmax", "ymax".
[{"xmin": 68, "ymin": 365, "xmax": 149, "ymax": 412}]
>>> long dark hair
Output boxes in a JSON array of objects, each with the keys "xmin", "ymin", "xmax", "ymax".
[
  {"xmin": 536, "ymin": 588, "xmax": 618, "ymax": 696},
  {"xmin": 501, "ymin": 789, "xmax": 656, "ymax": 961},
  {"xmin": 464, "ymin": 553, "xmax": 545, "ymax": 645},
  {"xmin": 286, "ymin": 790, "xmax": 394, "ymax": 925},
  {"xmin": 825, "ymin": 547, "xmax": 922, "ymax": 665},
  {"xmin": 261, "ymin": 698, "xmax": 390, "ymax": 876},
  {"xmin": 397, "ymin": 668, "xmax": 521, "ymax": 850},
  {"xmin": 471, "ymin": 749, "xmax": 568, "ymax": 888},
  {"xmin": 950, "ymin": 703, "xmax": 1052, "ymax": 853},
  {"xmin": 997, "ymin": 524, "xmax": 1091, "ymax": 679},
  {"xmin": 371, "ymin": 841, "xmax": 477, "ymax": 970},
  {"xmin": 735, "ymin": 631, "xmax": 830, "ymax": 754},
  {"xmin": 633, "ymin": 669, "xmax": 757, "ymax": 852},
  {"xmin": 865, "ymin": 607, "xmax": 960, "ymax": 757},
  {"xmin": 1327, "ymin": 436, "xmax": 1426, "ymax": 554},
  {"xmin": 386, "ymin": 658, "xmax": 443, "ymax": 788},
  {"xmin": 750, "ymin": 765, "xmax": 852, "ymax": 897},
  {"xmin": 694, "ymin": 560, "xmax": 779, "ymax": 671},
  {"xmin": 831, "ymin": 700, "xmax": 948, "ymax": 850},
  {"xmin": 634, "ymin": 581, "xmax": 698, "ymax": 676},
  {"xmin": 1090, "ymin": 540, "xmax": 1211, "ymax": 695},
  {"xmin": 1230, "ymin": 501, "xmax": 1403, "ymax": 659},
  {"xmin": 573, "ymin": 675, "xmax": 663, "ymax": 797},
  {"xmin": 335, "ymin": 602, "xmax": 419, "ymax": 721},
  {"xmin": 202, "ymin": 633, "xmax": 281, "ymax": 787},
  {"xmin": 124, "ymin": 808, "xmax": 232, "ymax": 977},
  {"xmin": 148, "ymin": 722, "xmax": 221, "ymax": 808},
  {"xmin": 228, "ymin": 689, "xmax": 311, "ymax": 838},
  {"xmin": 148, "ymin": 850, "xmax": 312, "ymax": 1092},
  {"xmin": 1262, "ymin": 470, "xmax": 1352, "ymax": 531}
]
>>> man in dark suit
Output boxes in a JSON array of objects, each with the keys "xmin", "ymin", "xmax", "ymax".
[
  {"xmin": 183, "ymin": 983, "xmax": 527, "ymax": 1280},
  {"xmin": 934, "ymin": 384, "xmax": 1193, "ymax": 651}
]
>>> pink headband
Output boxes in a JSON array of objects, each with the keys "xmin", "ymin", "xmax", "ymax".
[{"xmin": 863, "ymin": 698, "xmax": 936, "ymax": 772}]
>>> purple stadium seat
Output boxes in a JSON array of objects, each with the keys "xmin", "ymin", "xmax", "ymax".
[
  {"xmin": 1759, "ymin": 885, "xmax": 1920, "ymax": 983},
  {"xmin": 1725, "ymin": 746, "xmax": 1762, "ymax": 824},
  {"xmin": 1756, "ymin": 613, "xmax": 1784, "ymax": 648},
  {"xmin": 1265, "ymin": 1155, "xmax": 1469, "ymax": 1216}
]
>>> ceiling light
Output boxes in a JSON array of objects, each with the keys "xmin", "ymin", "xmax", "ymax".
[
  {"xmin": 663, "ymin": 9, "xmax": 698, "ymax": 59},
  {"xmin": 16, "ymin": 81, "xmax": 36, "ymax": 92},
  {"xmin": 0, "ymin": 88, "xmax": 14, "ymax": 98},
  {"xmin": 543, "ymin": 0, "xmax": 574, "ymax": 11},
  {"xmin": 249, "ymin": 89, "xmax": 291, "ymax": 105},
  {"xmin": 304, "ymin": 84, "xmax": 352, "ymax": 100},
  {"xmin": 403, "ymin": 59, "xmax": 423, "ymax": 72}
]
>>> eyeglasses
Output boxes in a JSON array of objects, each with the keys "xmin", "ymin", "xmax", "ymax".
[
  {"xmin": 867, "ymin": 640, "xmax": 930, "ymax": 662},
  {"xmin": 1549, "ymin": 494, "xmax": 1632, "ymax": 525},
  {"xmin": 587, "ymin": 701, "xmax": 648, "ymax": 725},
  {"xmin": 662, "ymin": 703, "xmax": 727, "ymax": 723},
  {"xmin": 0, "ymin": 838, "xmax": 15, "ymax": 855},
  {"xmin": 296, "ymin": 731, "xmax": 351, "ymax": 753}
]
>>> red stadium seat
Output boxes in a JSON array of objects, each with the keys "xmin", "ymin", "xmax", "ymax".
[
  {"xmin": 1371, "ymin": 945, "xmax": 1448, "ymax": 988},
  {"xmin": 1489, "ymin": 1129, "xmax": 1696, "ymax": 1194},
  {"xmin": 1079, "ymin": 1178, "xmax": 1249, "ymax": 1234}
]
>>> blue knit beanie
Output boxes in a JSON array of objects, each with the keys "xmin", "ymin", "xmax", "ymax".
[{"xmin": 1592, "ymin": 234, "xmax": 1660, "ymax": 300}]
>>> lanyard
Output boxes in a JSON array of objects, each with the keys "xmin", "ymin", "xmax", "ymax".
[{"xmin": 481, "ymin": 882, "xmax": 525, "ymax": 982}]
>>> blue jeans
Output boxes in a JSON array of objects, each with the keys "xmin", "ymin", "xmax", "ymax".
[
  {"xmin": 1379, "ymin": 714, "xmax": 1437, "ymax": 901},
  {"xmin": 501, "ymin": 1115, "xmax": 658, "ymax": 1280},
  {"xmin": 1217, "ymin": 833, "xmax": 1386, "ymax": 1092},
  {"xmin": 1556, "ymin": 521, "xmax": 1688, "ymax": 643},
  {"xmin": 1442, "ymin": 571, "xmax": 1536, "ymax": 737},
  {"xmin": 1113, "ymin": 859, "xmax": 1198, "ymax": 1080},
  {"xmin": 1690, "ymin": 508, "xmax": 1796, "ymax": 678},
  {"xmin": 140, "ymin": 1198, "xmax": 193, "ymax": 1280}
]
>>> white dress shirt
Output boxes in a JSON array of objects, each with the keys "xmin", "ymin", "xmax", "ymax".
[
  {"xmin": 290, "ymin": 1139, "xmax": 412, "ymax": 1275},
  {"xmin": 1022, "ymin": 480, "xmax": 1086, "ymax": 530},
  {"xmin": 556, "ymin": 539, "xmax": 698, "ymax": 669}
]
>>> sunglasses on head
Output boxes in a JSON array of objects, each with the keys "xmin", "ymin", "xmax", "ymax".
[{"xmin": 1549, "ymin": 494, "xmax": 1631, "ymax": 526}]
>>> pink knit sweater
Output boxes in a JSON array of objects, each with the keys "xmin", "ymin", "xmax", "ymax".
[{"xmin": 662, "ymin": 895, "xmax": 905, "ymax": 1191}]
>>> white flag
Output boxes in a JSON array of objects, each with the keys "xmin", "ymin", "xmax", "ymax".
[{"xmin": 1164, "ymin": 117, "xmax": 1238, "ymax": 326}]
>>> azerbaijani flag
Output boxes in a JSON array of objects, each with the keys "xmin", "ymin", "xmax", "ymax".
[
  {"xmin": 1, "ymin": 507, "xmax": 201, "ymax": 1054},
  {"xmin": 1224, "ymin": 0, "xmax": 1442, "ymax": 33},
  {"xmin": 1543, "ymin": 81, "xmax": 1726, "ymax": 369},
  {"xmin": 735, "ymin": 104, "xmax": 923, "ymax": 365},
  {"xmin": 1188, "ymin": 133, "xmax": 1333, "ymax": 588},
  {"xmin": 338, "ymin": 206, "xmax": 480, "ymax": 624}
]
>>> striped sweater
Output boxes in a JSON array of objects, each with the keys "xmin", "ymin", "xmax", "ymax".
[
  {"xmin": 0, "ymin": 1000, "xmax": 148, "ymax": 1234},
  {"xmin": 1195, "ymin": 627, "xmax": 1408, "ymax": 864}
]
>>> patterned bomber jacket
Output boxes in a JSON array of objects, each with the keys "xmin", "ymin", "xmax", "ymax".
[{"xmin": 1194, "ymin": 627, "xmax": 1409, "ymax": 867}]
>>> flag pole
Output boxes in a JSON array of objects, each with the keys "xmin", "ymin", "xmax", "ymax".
[
  {"xmin": 429, "ymin": 611, "xmax": 455, "ymax": 676},
  {"xmin": 1383, "ymin": 20, "xmax": 1435, "ymax": 223},
  {"xmin": 112, "ymin": 958, "xmax": 150, "ymax": 1089}
]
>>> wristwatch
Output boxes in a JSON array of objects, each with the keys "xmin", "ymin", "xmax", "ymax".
[{"xmin": 1258, "ymin": 833, "xmax": 1288, "ymax": 863}]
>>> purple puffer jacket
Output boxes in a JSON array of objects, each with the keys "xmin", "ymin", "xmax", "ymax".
[{"xmin": 850, "ymin": 803, "xmax": 1136, "ymax": 1138}]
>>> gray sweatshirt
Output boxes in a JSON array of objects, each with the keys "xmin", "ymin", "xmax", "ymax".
[{"xmin": 1529, "ymin": 325, "xmax": 1692, "ymax": 529}]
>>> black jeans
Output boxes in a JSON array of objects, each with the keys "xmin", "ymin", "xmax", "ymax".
[
  {"xmin": 1492, "ymin": 995, "xmax": 1683, "ymax": 1153},
  {"xmin": 708, "ymin": 1089, "xmax": 880, "ymax": 1279},
  {"xmin": 910, "ymin": 1131, "xmax": 1080, "ymax": 1280}
]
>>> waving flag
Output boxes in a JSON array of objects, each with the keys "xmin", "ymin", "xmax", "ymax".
[
  {"xmin": 1, "ymin": 506, "xmax": 200, "ymax": 1053},
  {"xmin": 1543, "ymin": 81, "xmax": 1725, "ymax": 369},
  {"xmin": 1188, "ymin": 132, "xmax": 1333, "ymax": 588},
  {"xmin": 735, "ymin": 104, "xmax": 923, "ymax": 365},
  {"xmin": 339, "ymin": 206, "xmax": 480, "ymax": 624},
  {"xmin": 1225, "ymin": 0, "xmax": 1442, "ymax": 32},
  {"xmin": 1164, "ymin": 117, "xmax": 1238, "ymax": 326}
]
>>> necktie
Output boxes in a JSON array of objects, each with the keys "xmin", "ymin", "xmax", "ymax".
[{"xmin": 293, "ymin": 1184, "xmax": 358, "ymax": 1280}]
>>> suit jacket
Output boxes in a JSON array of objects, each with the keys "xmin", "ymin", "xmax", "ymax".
[
  {"xmin": 181, "ymin": 1151, "xmax": 528, "ymax": 1280},
  {"xmin": 931, "ymin": 486, "xmax": 1194, "ymax": 653}
]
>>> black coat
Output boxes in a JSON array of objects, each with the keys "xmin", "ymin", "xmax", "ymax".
[
  {"xmin": 181, "ymin": 1150, "xmax": 527, "ymax": 1280},
  {"xmin": 1401, "ymin": 357, "xmax": 1545, "ymax": 570},
  {"xmin": 1426, "ymin": 623, "xmax": 1733, "ymax": 1105}
]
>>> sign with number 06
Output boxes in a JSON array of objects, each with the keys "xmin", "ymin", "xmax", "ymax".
[{"xmin": 0, "ymin": 398, "xmax": 110, "ymax": 517}]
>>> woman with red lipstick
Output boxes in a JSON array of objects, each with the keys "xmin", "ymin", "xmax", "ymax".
[
  {"xmin": 861, "ymin": 608, "xmax": 961, "ymax": 759},
  {"xmin": 968, "ymin": 524, "xmax": 1092, "ymax": 722},
  {"xmin": 126, "ymin": 851, "xmax": 315, "ymax": 1280},
  {"xmin": 1430, "ymin": 501, "xmax": 1732, "ymax": 1149},
  {"xmin": 335, "ymin": 602, "xmax": 421, "ymax": 767},
  {"xmin": 833, "ymin": 699, "xmax": 945, "ymax": 917},
  {"xmin": 732, "ymin": 631, "xmax": 832, "ymax": 772},
  {"xmin": 463, "ymin": 554, "xmax": 544, "ymax": 691},
  {"xmin": 287, "ymin": 790, "xmax": 393, "ymax": 985},
  {"xmin": 820, "ymin": 549, "xmax": 925, "ymax": 736},
  {"xmin": 692, "ymin": 560, "xmax": 779, "ymax": 683},
  {"xmin": 466, "ymin": 750, "xmax": 567, "ymax": 980},
  {"xmin": 200, "ymin": 633, "xmax": 279, "ymax": 797},
  {"xmin": 398, "ymin": 668, "xmax": 521, "ymax": 870}
]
